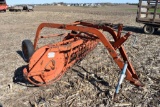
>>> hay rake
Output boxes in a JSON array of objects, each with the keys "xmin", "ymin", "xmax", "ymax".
[{"xmin": 22, "ymin": 20, "xmax": 143, "ymax": 87}]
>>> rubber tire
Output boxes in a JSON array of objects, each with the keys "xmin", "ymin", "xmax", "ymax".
[
  {"xmin": 22, "ymin": 40, "xmax": 34, "ymax": 63},
  {"xmin": 143, "ymin": 25, "xmax": 155, "ymax": 34}
]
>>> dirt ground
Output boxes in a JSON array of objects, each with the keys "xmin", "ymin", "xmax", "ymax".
[{"xmin": 0, "ymin": 5, "xmax": 159, "ymax": 107}]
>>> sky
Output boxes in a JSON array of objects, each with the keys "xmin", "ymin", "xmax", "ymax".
[{"xmin": 7, "ymin": 0, "xmax": 138, "ymax": 5}]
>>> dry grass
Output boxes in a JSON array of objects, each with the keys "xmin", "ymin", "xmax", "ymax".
[{"xmin": 0, "ymin": 5, "xmax": 159, "ymax": 107}]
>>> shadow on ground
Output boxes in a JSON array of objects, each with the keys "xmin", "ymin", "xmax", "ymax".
[
  {"xmin": 123, "ymin": 26, "xmax": 143, "ymax": 33},
  {"xmin": 72, "ymin": 65, "xmax": 111, "ymax": 97},
  {"xmin": 14, "ymin": 50, "xmax": 28, "ymax": 85},
  {"xmin": 123, "ymin": 25, "xmax": 160, "ymax": 35},
  {"xmin": 14, "ymin": 50, "xmax": 35, "ymax": 86},
  {"xmin": 16, "ymin": 50, "xmax": 24, "ymax": 60},
  {"xmin": 13, "ymin": 65, "xmax": 29, "ymax": 86},
  {"xmin": 0, "ymin": 103, "xmax": 2, "ymax": 107}
]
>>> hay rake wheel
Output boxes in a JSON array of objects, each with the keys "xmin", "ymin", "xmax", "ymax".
[{"xmin": 22, "ymin": 20, "xmax": 143, "ymax": 87}]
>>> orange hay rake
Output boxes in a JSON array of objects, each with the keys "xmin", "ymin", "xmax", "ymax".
[{"xmin": 22, "ymin": 20, "xmax": 143, "ymax": 87}]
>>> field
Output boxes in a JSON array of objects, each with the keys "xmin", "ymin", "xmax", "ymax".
[{"xmin": 0, "ymin": 5, "xmax": 160, "ymax": 107}]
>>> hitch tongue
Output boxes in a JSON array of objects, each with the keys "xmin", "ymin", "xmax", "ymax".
[{"xmin": 114, "ymin": 61, "xmax": 128, "ymax": 100}]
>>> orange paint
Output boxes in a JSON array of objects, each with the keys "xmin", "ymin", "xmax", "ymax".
[{"xmin": 23, "ymin": 20, "xmax": 143, "ymax": 87}]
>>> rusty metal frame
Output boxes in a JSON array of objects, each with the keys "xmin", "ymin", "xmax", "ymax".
[{"xmin": 24, "ymin": 20, "xmax": 143, "ymax": 87}]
